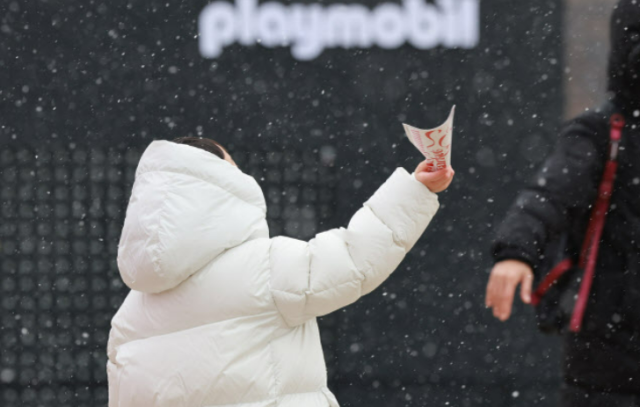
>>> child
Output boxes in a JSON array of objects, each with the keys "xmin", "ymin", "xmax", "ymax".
[{"xmin": 107, "ymin": 137, "xmax": 454, "ymax": 406}]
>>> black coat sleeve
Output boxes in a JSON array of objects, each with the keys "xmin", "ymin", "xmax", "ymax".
[{"xmin": 491, "ymin": 118, "xmax": 606, "ymax": 270}]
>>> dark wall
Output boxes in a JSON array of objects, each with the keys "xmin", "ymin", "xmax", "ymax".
[{"xmin": 0, "ymin": 0, "xmax": 565, "ymax": 406}]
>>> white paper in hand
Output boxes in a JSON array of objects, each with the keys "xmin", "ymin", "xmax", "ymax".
[{"xmin": 402, "ymin": 106, "xmax": 455, "ymax": 172}]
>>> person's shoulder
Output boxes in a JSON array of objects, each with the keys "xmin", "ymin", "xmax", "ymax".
[
  {"xmin": 559, "ymin": 101, "xmax": 614, "ymax": 151},
  {"xmin": 571, "ymin": 101, "xmax": 616, "ymax": 127}
]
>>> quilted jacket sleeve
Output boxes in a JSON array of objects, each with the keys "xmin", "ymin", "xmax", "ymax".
[
  {"xmin": 491, "ymin": 116, "xmax": 605, "ymax": 271},
  {"xmin": 269, "ymin": 168, "xmax": 440, "ymax": 326}
]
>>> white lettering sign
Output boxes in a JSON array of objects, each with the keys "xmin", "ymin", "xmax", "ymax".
[{"xmin": 199, "ymin": 0, "xmax": 480, "ymax": 60}]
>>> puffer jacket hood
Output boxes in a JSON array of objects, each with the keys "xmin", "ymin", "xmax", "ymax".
[
  {"xmin": 608, "ymin": 0, "xmax": 640, "ymax": 107},
  {"xmin": 117, "ymin": 140, "xmax": 269, "ymax": 294}
]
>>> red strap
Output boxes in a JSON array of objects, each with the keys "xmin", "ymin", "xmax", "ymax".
[
  {"xmin": 531, "ymin": 258, "xmax": 573, "ymax": 306},
  {"xmin": 569, "ymin": 113, "xmax": 625, "ymax": 332}
]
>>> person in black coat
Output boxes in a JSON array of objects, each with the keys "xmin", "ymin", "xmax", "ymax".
[{"xmin": 486, "ymin": 1, "xmax": 640, "ymax": 405}]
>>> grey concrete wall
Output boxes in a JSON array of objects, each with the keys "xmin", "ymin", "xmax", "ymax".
[{"xmin": 564, "ymin": 0, "xmax": 618, "ymax": 118}]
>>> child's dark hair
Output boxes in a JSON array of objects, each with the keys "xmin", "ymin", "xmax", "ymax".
[{"xmin": 173, "ymin": 137, "xmax": 226, "ymax": 160}]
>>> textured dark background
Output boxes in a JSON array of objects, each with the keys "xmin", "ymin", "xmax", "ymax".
[{"xmin": 0, "ymin": 0, "xmax": 565, "ymax": 405}]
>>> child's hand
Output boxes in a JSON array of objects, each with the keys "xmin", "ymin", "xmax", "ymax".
[{"xmin": 414, "ymin": 162, "xmax": 455, "ymax": 193}]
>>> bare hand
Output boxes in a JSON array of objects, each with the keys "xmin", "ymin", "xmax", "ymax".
[
  {"xmin": 485, "ymin": 259, "xmax": 534, "ymax": 321},
  {"xmin": 414, "ymin": 162, "xmax": 455, "ymax": 193}
]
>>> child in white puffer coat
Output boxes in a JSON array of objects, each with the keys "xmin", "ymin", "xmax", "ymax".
[{"xmin": 107, "ymin": 137, "xmax": 454, "ymax": 407}]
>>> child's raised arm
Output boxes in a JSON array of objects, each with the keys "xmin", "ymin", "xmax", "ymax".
[{"xmin": 268, "ymin": 164, "xmax": 453, "ymax": 326}]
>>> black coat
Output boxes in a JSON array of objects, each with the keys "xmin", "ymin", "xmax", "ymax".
[
  {"xmin": 492, "ymin": 1, "xmax": 640, "ymax": 392},
  {"xmin": 492, "ymin": 99, "xmax": 640, "ymax": 392}
]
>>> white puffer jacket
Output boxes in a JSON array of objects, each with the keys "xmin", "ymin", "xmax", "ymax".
[{"xmin": 107, "ymin": 140, "xmax": 439, "ymax": 407}]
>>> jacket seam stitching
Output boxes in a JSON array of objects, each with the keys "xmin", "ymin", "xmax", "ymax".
[
  {"xmin": 271, "ymin": 276, "xmax": 365, "ymax": 300},
  {"xmin": 196, "ymin": 389, "xmax": 333, "ymax": 407},
  {"xmin": 137, "ymin": 168, "xmax": 265, "ymax": 214},
  {"xmin": 267, "ymin": 239, "xmax": 290, "ymax": 397},
  {"xmin": 148, "ymin": 173, "xmax": 171, "ymax": 280},
  {"xmin": 110, "ymin": 310, "xmax": 280, "ymax": 352},
  {"xmin": 362, "ymin": 202, "xmax": 406, "ymax": 249}
]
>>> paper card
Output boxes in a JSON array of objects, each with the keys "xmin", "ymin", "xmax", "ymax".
[{"xmin": 402, "ymin": 106, "xmax": 455, "ymax": 172}]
